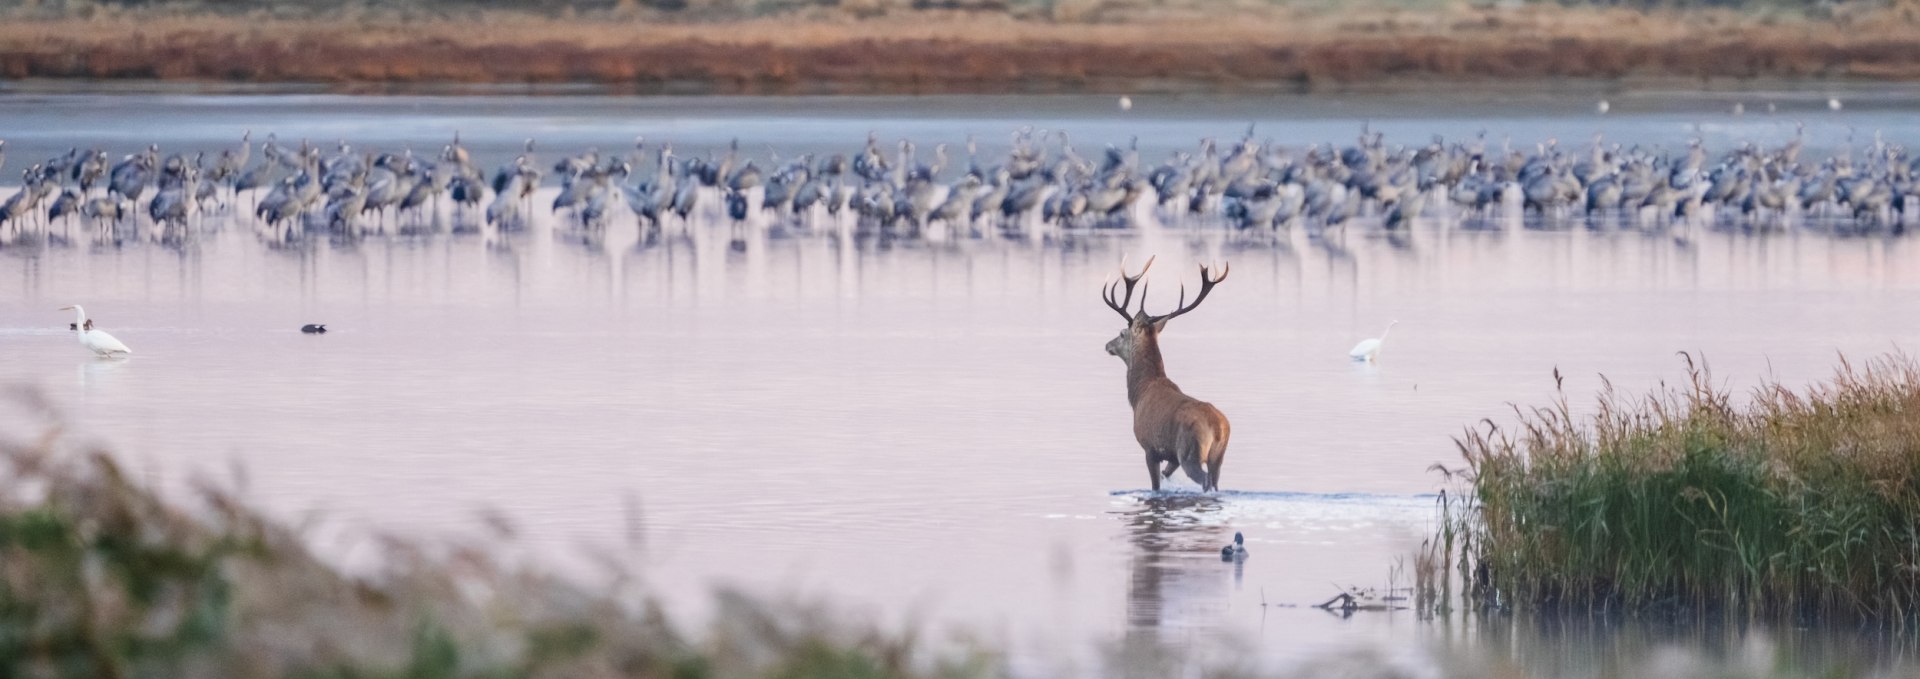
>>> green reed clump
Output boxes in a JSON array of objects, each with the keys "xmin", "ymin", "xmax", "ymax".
[{"xmin": 1443, "ymin": 353, "xmax": 1920, "ymax": 621}]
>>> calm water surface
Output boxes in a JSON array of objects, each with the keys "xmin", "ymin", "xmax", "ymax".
[{"xmin": 1, "ymin": 92, "xmax": 1918, "ymax": 675}]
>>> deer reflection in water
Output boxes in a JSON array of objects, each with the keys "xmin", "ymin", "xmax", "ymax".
[{"xmin": 1118, "ymin": 493, "xmax": 1240, "ymax": 642}]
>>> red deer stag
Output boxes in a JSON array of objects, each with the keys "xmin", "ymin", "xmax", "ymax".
[{"xmin": 1102, "ymin": 256, "xmax": 1232, "ymax": 492}]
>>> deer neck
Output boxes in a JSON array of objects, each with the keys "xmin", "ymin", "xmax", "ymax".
[{"xmin": 1125, "ymin": 332, "xmax": 1169, "ymax": 407}]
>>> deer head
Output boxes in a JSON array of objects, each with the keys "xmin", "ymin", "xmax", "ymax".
[{"xmin": 1102, "ymin": 256, "xmax": 1230, "ymax": 365}]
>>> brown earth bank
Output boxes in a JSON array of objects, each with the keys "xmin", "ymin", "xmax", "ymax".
[{"xmin": 4, "ymin": 8, "xmax": 1920, "ymax": 93}]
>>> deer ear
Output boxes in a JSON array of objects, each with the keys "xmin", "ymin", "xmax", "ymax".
[{"xmin": 1150, "ymin": 317, "xmax": 1170, "ymax": 333}]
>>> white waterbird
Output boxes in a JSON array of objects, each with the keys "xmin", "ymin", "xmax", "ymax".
[
  {"xmin": 1348, "ymin": 320, "xmax": 1398, "ymax": 362},
  {"xmin": 60, "ymin": 305, "xmax": 132, "ymax": 357}
]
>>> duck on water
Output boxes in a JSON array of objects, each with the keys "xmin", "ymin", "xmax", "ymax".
[{"xmin": 1221, "ymin": 531, "xmax": 1247, "ymax": 561}]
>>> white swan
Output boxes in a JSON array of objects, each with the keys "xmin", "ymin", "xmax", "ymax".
[{"xmin": 60, "ymin": 305, "xmax": 132, "ymax": 357}]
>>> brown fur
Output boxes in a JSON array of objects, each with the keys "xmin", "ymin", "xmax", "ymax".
[{"xmin": 1103, "ymin": 259, "xmax": 1230, "ymax": 492}]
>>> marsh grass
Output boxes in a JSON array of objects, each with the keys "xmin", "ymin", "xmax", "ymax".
[{"xmin": 1432, "ymin": 353, "xmax": 1920, "ymax": 622}]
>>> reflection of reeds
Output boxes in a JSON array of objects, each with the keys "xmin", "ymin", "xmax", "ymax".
[
  {"xmin": 3, "ymin": 7, "xmax": 1920, "ymax": 90},
  {"xmin": 1436, "ymin": 353, "xmax": 1920, "ymax": 621}
]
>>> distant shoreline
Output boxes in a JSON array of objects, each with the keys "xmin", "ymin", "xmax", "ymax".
[{"xmin": 3, "ymin": 9, "xmax": 1920, "ymax": 93}]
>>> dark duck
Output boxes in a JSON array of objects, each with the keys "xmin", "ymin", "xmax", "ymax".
[{"xmin": 1220, "ymin": 531, "xmax": 1247, "ymax": 561}]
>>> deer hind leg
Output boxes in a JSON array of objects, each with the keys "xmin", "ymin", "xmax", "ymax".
[
  {"xmin": 1205, "ymin": 430, "xmax": 1230, "ymax": 492},
  {"xmin": 1177, "ymin": 431, "xmax": 1214, "ymax": 490}
]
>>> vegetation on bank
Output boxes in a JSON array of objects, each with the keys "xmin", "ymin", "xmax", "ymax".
[
  {"xmin": 0, "ymin": 4, "xmax": 1919, "ymax": 90},
  {"xmin": 1435, "ymin": 354, "xmax": 1920, "ymax": 622}
]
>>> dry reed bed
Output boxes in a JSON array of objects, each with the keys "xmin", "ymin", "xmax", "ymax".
[
  {"xmin": 1437, "ymin": 354, "xmax": 1920, "ymax": 622},
  {"xmin": 3, "ymin": 9, "xmax": 1920, "ymax": 90}
]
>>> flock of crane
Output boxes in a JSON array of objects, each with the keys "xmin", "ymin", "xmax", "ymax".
[{"xmin": 0, "ymin": 124, "xmax": 1915, "ymax": 247}]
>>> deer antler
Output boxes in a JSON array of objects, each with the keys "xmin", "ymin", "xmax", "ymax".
[
  {"xmin": 1102, "ymin": 255, "xmax": 1156, "ymax": 322},
  {"xmin": 1145, "ymin": 262, "xmax": 1230, "ymax": 325}
]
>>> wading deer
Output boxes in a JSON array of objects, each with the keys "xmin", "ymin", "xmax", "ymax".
[{"xmin": 1102, "ymin": 256, "xmax": 1232, "ymax": 492}]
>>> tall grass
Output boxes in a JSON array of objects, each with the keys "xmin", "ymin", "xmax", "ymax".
[{"xmin": 1437, "ymin": 354, "xmax": 1920, "ymax": 622}]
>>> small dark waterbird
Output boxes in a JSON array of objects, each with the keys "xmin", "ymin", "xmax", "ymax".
[
  {"xmin": 1221, "ymin": 531, "xmax": 1247, "ymax": 561},
  {"xmin": 301, "ymin": 324, "xmax": 327, "ymax": 334}
]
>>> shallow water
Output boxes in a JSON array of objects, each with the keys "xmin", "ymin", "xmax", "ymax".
[{"xmin": 2, "ymin": 91, "xmax": 1919, "ymax": 675}]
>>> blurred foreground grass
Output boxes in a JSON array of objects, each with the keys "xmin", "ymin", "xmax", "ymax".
[{"xmin": 0, "ymin": 389, "xmax": 1013, "ymax": 679}]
